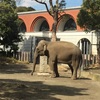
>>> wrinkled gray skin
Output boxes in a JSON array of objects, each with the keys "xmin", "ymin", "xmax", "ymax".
[{"xmin": 31, "ymin": 40, "xmax": 82, "ymax": 80}]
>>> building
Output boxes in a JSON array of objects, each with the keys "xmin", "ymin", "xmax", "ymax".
[{"xmin": 18, "ymin": 6, "xmax": 98, "ymax": 62}]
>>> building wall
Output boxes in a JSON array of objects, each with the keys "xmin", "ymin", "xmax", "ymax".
[
  {"xmin": 18, "ymin": 31, "xmax": 97, "ymax": 55},
  {"xmin": 17, "ymin": 7, "xmax": 97, "ymax": 55},
  {"xmin": 18, "ymin": 7, "xmax": 82, "ymax": 32}
]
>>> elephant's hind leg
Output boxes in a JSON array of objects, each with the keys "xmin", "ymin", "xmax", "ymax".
[
  {"xmin": 68, "ymin": 64, "xmax": 73, "ymax": 76},
  {"xmin": 72, "ymin": 68, "xmax": 77, "ymax": 80},
  {"xmin": 71, "ymin": 61, "xmax": 79, "ymax": 80}
]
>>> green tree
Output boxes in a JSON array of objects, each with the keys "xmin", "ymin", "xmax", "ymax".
[
  {"xmin": 0, "ymin": 0, "xmax": 23, "ymax": 54},
  {"xmin": 77, "ymin": 0, "xmax": 100, "ymax": 63},
  {"xmin": 16, "ymin": 6, "xmax": 35, "ymax": 12},
  {"xmin": 0, "ymin": 0, "xmax": 16, "ymax": 9},
  {"xmin": 77, "ymin": 0, "xmax": 100, "ymax": 31}
]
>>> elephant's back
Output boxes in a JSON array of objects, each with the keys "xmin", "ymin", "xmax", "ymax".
[
  {"xmin": 48, "ymin": 41, "xmax": 77, "ymax": 50},
  {"xmin": 48, "ymin": 41, "xmax": 82, "ymax": 56}
]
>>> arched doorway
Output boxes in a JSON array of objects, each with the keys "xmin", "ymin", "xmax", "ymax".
[
  {"xmin": 77, "ymin": 38, "xmax": 92, "ymax": 68},
  {"xmin": 19, "ymin": 21, "xmax": 26, "ymax": 33},
  {"xmin": 39, "ymin": 20, "xmax": 49, "ymax": 31},
  {"xmin": 32, "ymin": 17, "xmax": 49, "ymax": 32},
  {"xmin": 63, "ymin": 18, "xmax": 76, "ymax": 31},
  {"xmin": 78, "ymin": 38, "xmax": 91, "ymax": 55},
  {"xmin": 57, "ymin": 14, "xmax": 77, "ymax": 32}
]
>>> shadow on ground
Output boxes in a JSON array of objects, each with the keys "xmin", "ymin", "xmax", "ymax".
[
  {"xmin": 0, "ymin": 79, "xmax": 89, "ymax": 100},
  {"xmin": 0, "ymin": 64, "xmax": 31, "ymax": 74}
]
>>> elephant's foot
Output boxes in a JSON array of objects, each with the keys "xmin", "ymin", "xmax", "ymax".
[
  {"xmin": 50, "ymin": 73, "xmax": 59, "ymax": 78},
  {"xmin": 71, "ymin": 76, "xmax": 77, "ymax": 80},
  {"xmin": 56, "ymin": 73, "xmax": 60, "ymax": 77},
  {"xmin": 50, "ymin": 73, "xmax": 56, "ymax": 78},
  {"xmin": 31, "ymin": 72, "xmax": 34, "ymax": 76}
]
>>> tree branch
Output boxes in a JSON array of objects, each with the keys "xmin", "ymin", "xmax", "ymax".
[
  {"xmin": 34, "ymin": 0, "xmax": 53, "ymax": 16},
  {"xmin": 56, "ymin": 0, "xmax": 59, "ymax": 8},
  {"xmin": 49, "ymin": 0, "xmax": 54, "ymax": 13}
]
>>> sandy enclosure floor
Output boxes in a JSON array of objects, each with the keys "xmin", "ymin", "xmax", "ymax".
[{"xmin": 0, "ymin": 63, "xmax": 100, "ymax": 100}]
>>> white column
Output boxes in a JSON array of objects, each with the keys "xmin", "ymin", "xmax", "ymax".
[
  {"xmin": 39, "ymin": 56, "xmax": 47, "ymax": 72},
  {"xmin": 79, "ymin": 40, "xmax": 82, "ymax": 50}
]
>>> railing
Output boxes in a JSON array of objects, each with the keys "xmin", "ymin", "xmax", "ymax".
[
  {"xmin": 82, "ymin": 54, "xmax": 97, "ymax": 69},
  {"xmin": 14, "ymin": 52, "xmax": 31, "ymax": 62}
]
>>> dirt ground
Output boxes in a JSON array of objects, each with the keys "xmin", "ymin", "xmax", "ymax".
[{"xmin": 0, "ymin": 63, "xmax": 100, "ymax": 100}]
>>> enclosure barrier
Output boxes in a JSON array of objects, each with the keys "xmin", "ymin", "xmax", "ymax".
[
  {"xmin": 14, "ymin": 52, "xmax": 97, "ymax": 68},
  {"xmin": 13, "ymin": 52, "xmax": 31, "ymax": 62},
  {"xmin": 82, "ymin": 54, "xmax": 97, "ymax": 69}
]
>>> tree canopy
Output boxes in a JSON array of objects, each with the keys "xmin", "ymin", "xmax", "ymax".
[
  {"xmin": 77, "ymin": 0, "xmax": 100, "ymax": 63},
  {"xmin": 16, "ymin": 6, "xmax": 35, "ymax": 12},
  {"xmin": 77, "ymin": 0, "xmax": 100, "ymax": 31},
  {"xmin": 0, "ymin": 0, "xmax": 23, "ymax": 53},
  {"xmin": 0, "ymin": 0, "xmax": 16, "ymax": 9}
]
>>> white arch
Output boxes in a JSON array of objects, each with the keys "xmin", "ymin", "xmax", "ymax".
[
  {"xmin": 34, "ymin": 18, "xmax": 45, "ymax": 32},
  {"xmin": 57, "ymin": 14, "xmax": 76, "ymax": 32},
  {"xmin": 57, "ymin": 15, "xmax": 70, "ymax": 32},
  {"xmin": 32, "ymin": 17, "xmax": 49, "ymax": 32}
]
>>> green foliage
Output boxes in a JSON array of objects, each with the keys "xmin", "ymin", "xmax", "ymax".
[
  {"xmin": 77, "ymin": 0, "xmax": 100, "ymax": 31},
  {"xmin": 0, "ymin": 57, "xmax": 18, "ymax": 64},
  {"xmin": 59, "ymin": 0, "xmax": 66, "ymax": 9},
  {"xmin": 0, "ymin": 0, "xmax": 23, "ymax": 53},
  {"xmin": 16, "ymin": 6, "xmax": 35, "ymax": 12},
  {"xmin": 0, "ymin": 0, "xmax": 16, "ymax": 9}
]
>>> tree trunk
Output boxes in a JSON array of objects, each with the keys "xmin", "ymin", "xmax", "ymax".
[
  {"xmin": 51, "ymin": 11, "xmax": 58, "ymax": 42},
  {"xmin": 51, "ymin": 32, "xmax": 57, "ymax": 42}
]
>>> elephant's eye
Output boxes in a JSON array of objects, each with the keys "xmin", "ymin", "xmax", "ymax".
[
  {"xmin": 36, "ymin": 48, "xmax": 42, "ymax": 53},
  {"xmin": 36, "ymin": 48, "xmax": 39, "ymax": 51},
  {"xmin": 36, "ymin": 48, "xmax": 39, "ymax": 52}
]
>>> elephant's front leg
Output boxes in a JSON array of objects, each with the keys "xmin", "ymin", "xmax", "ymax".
[{"xmin": 49, "ymin": 59, "xmax": 59, "ymax": 78}]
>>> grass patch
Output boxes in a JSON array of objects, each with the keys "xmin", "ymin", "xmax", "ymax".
[
  {"xmin": 0, "ymin": 57, "xmax": 17, "ymax": 64},
  {"xmin": 0, "ymin": 57, "xmax": 29, "ymax": 65}
]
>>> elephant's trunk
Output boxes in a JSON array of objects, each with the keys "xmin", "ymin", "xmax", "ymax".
[{"xmin": 31, "ymin": 50, "xmax": 38, "ymax": 75}]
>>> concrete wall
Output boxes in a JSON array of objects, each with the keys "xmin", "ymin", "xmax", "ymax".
[{"xmin": 18, "ymin": 31, "xmax": 97, "ymax": 55}]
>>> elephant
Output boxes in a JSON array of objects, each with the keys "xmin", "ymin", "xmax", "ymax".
[{"xmin": 31, "ymin": 40, "xmax": 82, "ymax": 80}]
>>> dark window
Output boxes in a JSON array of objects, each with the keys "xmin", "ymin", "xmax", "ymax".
[
  {"xmin": 63, "ymin": 18, "xmax": 76, "ymax": 31},
  {"xmin": 39, "ymin": 20, "xmax": 49, "ymax": 31},
  {"xmin": 19, "ymin": 22, "xmax": 26, "ymax": 33}
]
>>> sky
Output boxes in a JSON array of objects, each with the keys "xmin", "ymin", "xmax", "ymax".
[{"xmin": 16, "ymin": 0, "xmax": 83, "ymax": 10}]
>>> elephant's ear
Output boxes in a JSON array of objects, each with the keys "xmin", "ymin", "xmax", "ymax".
[{"xmin": 44, "ymin": 45, "xmax": 47, "ymax": 51}]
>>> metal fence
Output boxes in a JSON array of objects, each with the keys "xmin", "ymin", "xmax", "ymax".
[
  {"xmin": 82, "ymin": 54, "xmax": 97, "ymax": 69},
  {"xmin": 13, "ymin": 52, "xmax": 31, "ymax": 62}
]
